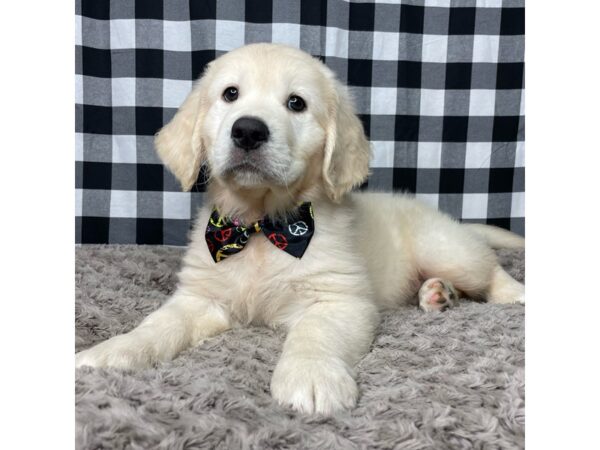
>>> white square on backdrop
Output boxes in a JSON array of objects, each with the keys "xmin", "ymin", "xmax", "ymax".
[
  {"xmin": 514, "ymin": 141, "xmax": 525, "ymax": 167},
  {"xmin": 415, "ymin": 193, "xmax": 440, "ymax": 209},
  {"xmin": 110, "ymin": 190, "xmax": 137, "ymax": 218},
  {"xmin": 469, "ymin": 89, "xmax": 496, "ymax": 116},
  {"xmin": 465, "ymin": 142, "xmax": 493, "ymax": 169},
  {"xmin": 163, "ymin": 192, "xmax": 191, "ymax": 219},
  {"xmin": 75, "ymin": 14, "xmax": 82, "ymax": 46},
  {"xmin": 372, "ymin": 32, "xmax": 399, "ymax": 61},
  {"xmin": 462, "ymin": 193, "xmax": 489, "ymax": 219},
  {"xmin": 472, "ymin": 35, "xmax": 500, "ymax": 63},
  {"xmin": 325, "ymin": 27, "xmax": 349, "ymax": 58},
  {"xmin": 163, "ymin": 21, "xmax": 192, "ymax": 52},
  {"xmin": 75, "ymin": 189, "xmax": 83, "ymax": 217},
  {"xmin": 417, "ymin": 142, "xmax": 442, "ymax": 168},
  {"xmin": 370, "ymin": 87, "xmax": 397, "ymax": 115},
  {"xmin": 421, "ymin": 34, "xmax": 448, "ymax": 63},
  {"xmin": 511, "ymin": 191, "xmax": 525, "ymax": 217},
  {"xmin": 112, "ymin": 136, "xmax": 137, "ymax": 164},
  {"xmin": 423, "ymin": 0, "xmax": 451, "ymax": 6},
  {"xmin": 420, "ymin": 89, "xmax": 445, "ymax": 116},
  {"xmin": 370, "ymin": 141, "xmax": 395, "ymax": 168},
  {"xmin": 215, "ymin": 20, "xmax": 245, "ymax": 51},
  {"xmin": 75, "ymin": 75, "xmax": 83, "ymax": 105},
  {"xmin": 272, "ymin": 23, "xmax": 300, "ymax": 48},
  {"xmin": 111, "ymin": 78, "xmax": 136, "ymax": 107},
  {"xmin": 474, "ymin": 0, "xmax": 503, "ymax": 7},
  {"xmin": 163, "ymin": 79, "xmax": 193, "ymax": 108},
  {"xmin": 110, "ymin": 19, "xmax": 136, "ymax": 49},
  {"xmin": 75, "ymin": 133, "xmax": 83, "ymax": 161}
]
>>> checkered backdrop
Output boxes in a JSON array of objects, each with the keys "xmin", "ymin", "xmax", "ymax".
[{"xmin": 76, "ymin": 0, "xmax": 525, "ymax": 245}]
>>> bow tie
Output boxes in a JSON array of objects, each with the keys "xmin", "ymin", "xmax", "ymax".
[{"xmin": 205, "ymin": 202, "xmax": 315, "ymax": 263}]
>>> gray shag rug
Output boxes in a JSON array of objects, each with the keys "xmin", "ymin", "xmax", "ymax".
[{"xmin": 76, "ymin": 245, "xmax": 525, "ymax": 449}]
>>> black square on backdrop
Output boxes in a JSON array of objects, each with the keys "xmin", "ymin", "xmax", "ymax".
[
  {"xmin": 357, "ymin": 115, "xmax": 370, "ymax": 139},
  {"xmin": 81, "ymin": 47, "xmax": 111, "ymax": 78},
  {"xmin": 393, "ymin": 168, "xmax": 417, "ymax": 192},
  {"xmin": 300, "ymin": 0, "xmax": 327, "ymax": 26},
  {"xmin": 349, "ymin": 2, "xmax": 375, "ymax": 31},
  {"xmin": 245, "ymin": 0, "xmax": 272, "ymax": 23},
  {"xmin": 395, "ymin": 115, "xmax": 420, "ymax": 141},
  {"xmin": 82, "ymin": 162, "xmax": 112, "ymax": 190},
  {"xmin": 192, "ymin": 50, "xmax": 216, "ymax": 79},
  {"xmin": 397, "ymin": 61, "xmax": 422, "ymax": 88},
  {"xmin": 496, "ymin": 62, "xmax": 524, "ymax": 89},
  {"xmin": 348, "ymin": 59, "xmax": 373, "ymax": 87},
  {"xmin": 492, "ymin": 116, "xmax": 520, "ymax": 142},
  {"xmin": 486, "ymin": 217, "xmax": 511, "ymax": 230},
  {"xmin": 137, "ymin": 218, "xmax": 164, "ymax": 244},
  {"xmin": 135, "ymin": 0, "xmax": 163, "ymax": 19},
  {"xmin": 83, "ymin": 105, "xmax": 112, "ymax": 134},
  {"xmin": 399, "ymin": 5, "xmax": 424, "ymax": 34},
  {"xmin": 137, "ymin": 164, "xmax": 164, "ymax": 191},
  {"xmin": 136, "ymin": 107, "xmax": 164, "ymax": 136},
  {"xmin": 500, "ymin": 8, "xmax": 525, "ymax": 35},
  {"xmin": 81, "ymin": 217, "xmax": 110, "ymax": 244},
  {"xmin": 442, "ymin": 116, "xmax": 469, "ymax": 142},
  {"xmin": 136, "ymin": 49, "xmax": 164, "ymax": 78},
  {"xmin": 445, "ymin": 63, "xmax": 472, "ymax": 89},
  {"xmin": 80, "ymin": 0, "xmax": 110, "ymax": 20},
  {"xmin": 190, "ymin": 0, "xmax": 217, "ymax": 20},
  {"xmin": 448, "ymin": 7, "xmax": 476, "ymax": 35},
  {"xmin": 488, "ymin": 167, "xmax": 514, "ymax": 193},
  {"xmin": 439, "ymin": 168, "xmax": 465, "ymax": 194}
]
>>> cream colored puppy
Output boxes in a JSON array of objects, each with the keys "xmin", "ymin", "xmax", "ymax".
[{"xmin": 76, "ymin": 43, "xmax": 525, "ymax": 415}]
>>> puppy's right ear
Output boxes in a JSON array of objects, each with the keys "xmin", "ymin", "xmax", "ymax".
[{"xmin": 155, "ymin": 72, "xmax": 211, "ymax": 192}]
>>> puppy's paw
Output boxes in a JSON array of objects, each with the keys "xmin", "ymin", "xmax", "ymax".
[
  {"xmin": 270, "ymin": 356, "xmax": 358, "ymax": 415},
  {"xmin": 419, "ymin": 278, "xmax": 458, "ymax": 312},
  {"xmin": 75, "ymin": 333, "xmax": 155, "ymax": 370}
]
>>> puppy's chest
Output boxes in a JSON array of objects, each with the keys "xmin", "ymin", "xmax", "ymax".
[{"xmin": 213, "ymin": 235, "xmax": 308, "ymax": 325}]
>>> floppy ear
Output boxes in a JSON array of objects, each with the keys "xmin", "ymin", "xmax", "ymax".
[
  {"xmin": 154, "ymin": 74, "xmax": 211, "ymax": 192},
  {"xmin": 322, "ymin": 81, "xmax": 372, "ymax": 202}
]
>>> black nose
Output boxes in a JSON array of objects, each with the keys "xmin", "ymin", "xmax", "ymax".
[{"xmin": 231, "ymin": 117, "xmax": 270, "ymax": 151}]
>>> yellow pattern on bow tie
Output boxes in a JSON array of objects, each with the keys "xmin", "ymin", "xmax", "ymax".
[{"xmin": 215, "ymin": 243, "xmax": 243, "ymax": 262}]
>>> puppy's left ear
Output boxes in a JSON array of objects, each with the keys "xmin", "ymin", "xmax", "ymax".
[
  {"xmin": 154, "ymin": 72, "xmax": 211, "ymax": 192},
  {"xmin": 322, "ymin": 81, "xmax": 371, "ymax": 202}
]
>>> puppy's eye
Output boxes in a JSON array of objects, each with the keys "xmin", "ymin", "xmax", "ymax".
[
  {"xmin": 222, "ymin": 86, "xmax": 239, "ymax": 102},
  {"xmin": 287, "ymin": 95, "xmax": 306, "ymax": 112}
]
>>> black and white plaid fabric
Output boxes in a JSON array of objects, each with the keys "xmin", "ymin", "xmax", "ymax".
[{"xmin": 76, "ymin": 0, "xmax": 524, "ymax": 245}]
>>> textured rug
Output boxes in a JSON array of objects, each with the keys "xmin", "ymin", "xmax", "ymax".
[{"xmin": 75, "ymin": 245, "xmax": 525, "ymax": 449}]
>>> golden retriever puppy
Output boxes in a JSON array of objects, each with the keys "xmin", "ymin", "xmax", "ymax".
[{"xmin": 76, "ymin": 43, "xmax": 525, "ymax": 415}]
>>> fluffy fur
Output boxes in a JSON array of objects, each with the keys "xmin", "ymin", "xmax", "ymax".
[{"xmin": 76, "ymin": 43, "xmax": 525, "ymax": 415}]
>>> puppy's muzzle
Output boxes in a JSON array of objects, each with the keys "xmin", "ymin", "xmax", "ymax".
[{"xmin": 231, "ymin": 116, "xmax": 270, "ymax": 151}]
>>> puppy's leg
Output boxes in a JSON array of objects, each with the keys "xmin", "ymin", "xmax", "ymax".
[
  {"xmin": 270, "ymin": 299, "xmax": 378, "ymax": 415},
  {"xmin": 487, "ymin": 265, "xmax": 525, "ymax": 304},
  {"xmin": 75, "ymin": 290, "xmax": 230, "ymax": 369},
  {"xmin": 412, "ymin": 215, "xmax": 524, "ymax": 304}
]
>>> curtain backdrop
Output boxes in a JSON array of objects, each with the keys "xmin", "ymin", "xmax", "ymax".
[{"xmin": 76, "ymin": 0, "xmax": 525, "ymax": 245}]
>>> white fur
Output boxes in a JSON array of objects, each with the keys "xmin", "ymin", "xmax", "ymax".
[{"xmin": 76, "ymin": 44, "xmax": 525, "ymax": 415}]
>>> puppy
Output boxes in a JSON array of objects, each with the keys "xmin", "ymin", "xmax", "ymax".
[{"xmin": 76, "ymin": 43, "xmax": 525, "ymax": 415}]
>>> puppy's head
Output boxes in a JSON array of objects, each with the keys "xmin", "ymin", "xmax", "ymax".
[{"xmin": 155, "ymin": 43, "xmax": 370, "ymax": 210}]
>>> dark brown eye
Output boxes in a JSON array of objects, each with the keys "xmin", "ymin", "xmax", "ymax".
[
  {"xmin": 222, "ymin": 86, "xmax": 238, "ymax": 102},
  {"xmin": 287, "ymin": 95, "xmax": 306, "ymax": 112}
]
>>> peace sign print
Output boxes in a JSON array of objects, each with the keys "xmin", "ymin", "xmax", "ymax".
[
  {"xmin": 288, "ymin": 221, "xmax": 309, "ymax": 236},
  {"xmin": 267, "ymin": 232, "xmax": 288, "ymax": 250},
  {"xmin": 214, "ymin": 228, "xmax": 232, "ymax": 242}
]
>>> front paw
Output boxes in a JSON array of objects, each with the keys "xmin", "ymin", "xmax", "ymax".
[
  {"xmin": 270, "ymin": 356, "xmax": 358, "ymax": 415},
  {"xmin": 75, "ymin": 333, "xmax": 154, "ymax": 370}
]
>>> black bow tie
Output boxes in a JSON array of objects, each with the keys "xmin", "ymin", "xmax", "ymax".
[{"xmin": 205, "ymin": 202, "xmax": 315, "ymax": 263}]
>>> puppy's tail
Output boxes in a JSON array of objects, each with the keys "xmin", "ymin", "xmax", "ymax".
[{"xmin": 464, "ymin": 223, "xmax": 525, "ymax": 249}]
